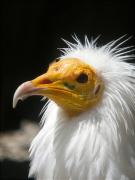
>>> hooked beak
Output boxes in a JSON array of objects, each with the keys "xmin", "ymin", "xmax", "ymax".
[
  {"xmin": 13, "ymin": 74, "xmax": 76, "ymax": 110},
  {"xmin": 12, "ymin": 73, "xmax": 54, "ymax": 108},
  {"xmin": 13, "ymin": 81, "xmax": 44, "ymax": 108}
]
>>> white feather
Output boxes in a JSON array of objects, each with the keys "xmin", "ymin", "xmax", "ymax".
[{"xmin": 29, "ymin": 36, "xmax": 135, "ymax": 180}]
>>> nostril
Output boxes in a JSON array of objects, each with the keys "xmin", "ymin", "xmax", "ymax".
[
  {"xmin": 54, "ymin": 67, "xmax": 59, "ymax": 71},
  {"xmin": 40, "ymin": 79, "xmax": 52, "ymax": 84}
]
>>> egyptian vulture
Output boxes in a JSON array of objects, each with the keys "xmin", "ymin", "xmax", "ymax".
[{"xmin": 13, "ymin": 36, "xmax": 135, "ymax": 180}]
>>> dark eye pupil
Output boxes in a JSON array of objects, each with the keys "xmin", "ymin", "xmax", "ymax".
[
  {"xmin": 76, "ymin": 73, "xmax": 88, "ymax": 83},
  {"xmin": 55, "ymin": 59, "xmax": 60, "ymax": 62}
]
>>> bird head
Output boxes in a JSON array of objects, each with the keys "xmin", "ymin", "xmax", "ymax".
[{"xmin": 13, "ymin": 58, "xmax": 104, "ymax": 116}]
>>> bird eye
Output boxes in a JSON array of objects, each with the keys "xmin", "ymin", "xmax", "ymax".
[{"xmin": 76, "ymin": 73, "xmax": 88, "ymax": 83}]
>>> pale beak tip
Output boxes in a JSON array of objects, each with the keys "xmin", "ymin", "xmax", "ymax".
[
  {"xmin": 12, "ymin": 97, "xmax": 18, "ymax": 109},
  {"xmin": 13, "ymin": 92, "xmax": 18, "ymax": 109},
  {"xmin": 12, "ymin": 99, "xmax": 16, "ymax": 109},
  {"xmin": 13, "ymin": 93, "xmax": 21, "ymax": 109},
  {"xmin": 12, "ymin": 81, "xmax": 32, "ymax": 109},
  {"xmin": 13, "ymin": 100, "xmax": 17, "ymax": 109}
]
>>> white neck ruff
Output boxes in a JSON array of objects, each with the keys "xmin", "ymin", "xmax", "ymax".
[{"xmin": 29, "ymin": 36, "xmax": 135, "ymax": 180}]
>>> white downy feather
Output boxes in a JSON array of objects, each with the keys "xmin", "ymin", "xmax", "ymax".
[{"xmin": 29, "ymin": 36, "xmax": 135, "ymax": 180}]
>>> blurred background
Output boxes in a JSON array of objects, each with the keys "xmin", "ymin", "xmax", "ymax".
[{"xmin": 1, "ymin": 0, "xmax": 135, "ymax": 179}]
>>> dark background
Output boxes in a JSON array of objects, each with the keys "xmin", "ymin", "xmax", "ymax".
[{"xmin": 1, "ymin": 0, "xmax": 135, "ymax": 179}]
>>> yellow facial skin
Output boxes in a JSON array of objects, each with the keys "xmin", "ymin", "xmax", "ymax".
[{"xmin": 13, "ymin": 58, "xmax": 104, "ymax": 116}]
